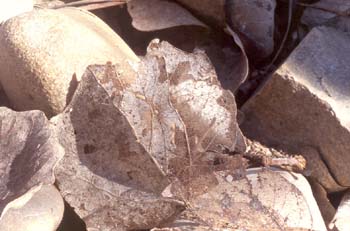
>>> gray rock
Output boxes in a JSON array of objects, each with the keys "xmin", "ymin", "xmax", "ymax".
[
  {"xmin": 301, "ymin": 0, "xmax": 350, "ymax": 28},
  {"xmin": 241, "ymin": 26, "xmax": 350, "ymax": 192},
  {"xmin": 0, "ymin": 7, "xmax": 138, "ymax": 117},
  {"xmin": 0, "ymin": 185, "xmax": 64, "ymax": 231}
]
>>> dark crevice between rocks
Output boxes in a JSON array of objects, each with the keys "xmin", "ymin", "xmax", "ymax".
[
  {"xmin": 0, "ymin": 84, "xmax": 11, "ymax": 108},
  {"xmin": 57, "ymin": 199, "xmax": 87, "ymax": 231},
  {"xmin": 329, "ymin": 190, "xmax": 347, "ymax": 209},
  {"xmin": 65, "ymin": 73, "xmax": 79, "ymax": 107}
]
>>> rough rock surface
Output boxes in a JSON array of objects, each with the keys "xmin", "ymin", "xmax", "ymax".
[
  {"xmin": 241, "ymin": 26, "xmax": 350, "ymax": 192},
  {"xmin": 0, "ymin": 185, "xmax": 64, "ymax": 231},
  {"xmin": 0, "ymin": 0, "xmax": 33, "ymax": 23},
  {"xmin": 301, "ymin": 0, "xmax": 350, "ymax": 28},
  {"xmin": 0, "ymin": 7, "xmax": 138, "ymax": 117}
]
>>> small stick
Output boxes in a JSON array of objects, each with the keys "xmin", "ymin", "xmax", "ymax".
[{"xmin": 44, "ymin": 0, "xmax": 126, "ymax": 10}]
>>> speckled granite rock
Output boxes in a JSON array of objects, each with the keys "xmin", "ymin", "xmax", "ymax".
[
  {"xmin": 241, "ymin": 26, "xmax": 350, "ymax": 191},
  {"xmin": 0, "ymin": 7, "xmax": 138, "ymax": 117},
  {"xmin": 0, "ymin": 185, "xmax": 64, "ymax": 231}
]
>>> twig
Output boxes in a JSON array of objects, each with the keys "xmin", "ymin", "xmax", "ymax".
[
  {"xmin": 45, "ymin": 0, "xmax": 126, "ymax": 10},
  {"xmin": 244, "ymin": 138, "xmax": 306, "ymax": 173}
]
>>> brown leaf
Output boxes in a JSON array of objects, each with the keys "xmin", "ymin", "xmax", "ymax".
[
  {"xmin": 51, "ymin": 66, "xmax": 184, "ymax": 230},
  {"xmin": 175, "ymin": 0, "xmax": 226, "ymax": 27},
  {"xmin": 135, "ymin": 41, "xmax": 244, "ymax": 198},
  {"xmin": 0, "ymin": 107, "xmax": 64, "ymax": 216},
  {"xmin": 52, "ymin": 40, "xmax": 246, "ymax": 229},
  {"xmin": 224, "ymin": 27, "xmax": 249, "ymax": 92},
  {"xmin": 167, "ymin": 168, "xmax": 326, "ymax": 231},
  {"xmin": 127, "ymin": 0, "xmax": 207, "ymax": 31},
  {"xmin": 226, "ymin": 0, "xmax": 276, "ymax": 58}
]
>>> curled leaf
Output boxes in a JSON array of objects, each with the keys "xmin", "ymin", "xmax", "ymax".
[
  {"xmin": 0, "ymin": 107, "xmax": 64, "ymax": 217},
  {"xmin": 127, "ymin": 0, "xmax": 207, "ymax": 31},
  {"xmin": 226, "ymin": 0, "xmax": 276, "ymax": 58},
  {"xmin": 175, "ymin": 0, "xmax": 226, "ymax": 27}
]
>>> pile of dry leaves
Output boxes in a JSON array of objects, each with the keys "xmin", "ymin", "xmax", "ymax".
[{"xmin": 1, "ymin": 0, "xmax": 350, "ymax": 231}]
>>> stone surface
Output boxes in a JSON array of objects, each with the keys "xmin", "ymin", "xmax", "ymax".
[
  {"xmin": 0, "ymin": 0, "xmax": 33, "ymax": 23},
  {"xmin": 0, "ymin": 185, "xmax": 64, "ymax": 231},
  {"xmin": 330, "ymin": 190, "xmax": 350, "ymax": 231},
  {"xmin": 301, "ymin": 0, "xmax": 350, "ymax": 28},
  {"xmin": 0, "ymin": 7, "xmax": 138, "ymax": 117},
  {"xmin": 241, "ymin": 26, "xmax": 350, "ymax": 192}
]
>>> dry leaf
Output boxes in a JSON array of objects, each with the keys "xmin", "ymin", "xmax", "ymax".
[
  {"xmin": 175, "ymin": 0, "xmax": 225, "ymax": 27},
  {"xmin": 51, "ymin": 66, "xmax": 184, "ymax": 230},
  {"xmin": 167, "ymin": 168, "xmax": 326, "ymax": 231},
  {"xmin": 127, "ymin": 0, "xmax": 207, "ymax": 31},
  {"xmin": 225, "ymin": 26, "xmax": 249, "ymax": 91},
  {"xmin": 0, "ymin": 107, "xmax": 64, "ymax": 217},
  {"xmin": 96, "ymin": 40, "xmax": 244, "ymax": 179},
  {"xmin": 51, "ymin": 40, "xmax": 247, "ymax": 229},
  {"xmin": 226, "ymin": 0, "xmax": 276, "ymax": 58}
]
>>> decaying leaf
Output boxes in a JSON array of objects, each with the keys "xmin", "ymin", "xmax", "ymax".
[
  {"xmin": 226, "ymin": 0, "xmax": 276, "ymax": 58},
  {"xmin": 225, "ymin": 26, "xmax": 249, "ymax": 91},
  {"xmin": 175, "ymin": 0, "xmax": 226, "ymax": 27},
  {"xmin": 51, "ymin": 65, "xmax": 184, "ymax": 230},
  {"xmin": 51, "ymin": 39, "xmax": 247, "ymax": 229},
  {"xmin": 165, "ymin": 168, "xmax": 326, "ymax": 231},
  {"xmin": 127, "ymin": 0, "xmax": 207, "ymax": 31},
  {"xmin": 0, "ymin": 107, "xmax": 64, "ymax": 217},
  {"xmin": 101, "ymin": 40, "xmax": 245, "ymax": 198}
]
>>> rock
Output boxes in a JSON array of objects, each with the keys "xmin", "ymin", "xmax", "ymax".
[
  {"xmin": 0, "ymin": 7, "xmax": 138, "ymax": 117},
  {"xmin": 0, "ymin": 185, "xmax": 64, "ymax": 231},
  {"xmin": 301, "ymin": 0, "xmax": 350, "ymax": 28},
  {"xmin": 330, "ymin": 190, "xmax": 350, "ymax": 231},
  {"xmin": 241, "ymin": 26, "xmax": 350, "ymax": 192},
  {"xmin": 0, "ymin": 0, "xmax": 33, "ymax": 23}
]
